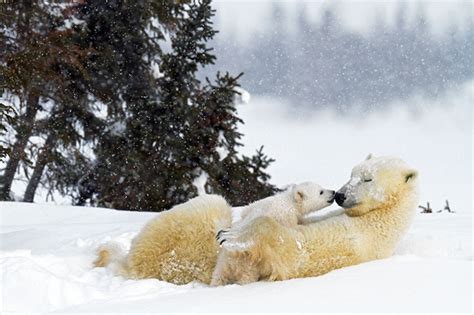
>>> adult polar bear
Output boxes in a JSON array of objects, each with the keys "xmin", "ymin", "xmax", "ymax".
[{"xmin": 94, "ymin": 155, "xmax": 418, "ymax": 285}]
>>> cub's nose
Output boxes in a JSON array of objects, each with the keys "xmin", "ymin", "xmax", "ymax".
[
  {"xmin": 335, "ymin": 192, "xmax": 346, "ymax": 206},
  {"xmin": 328, "ymin": 190, "xmax": 336, "ymax": 202}
]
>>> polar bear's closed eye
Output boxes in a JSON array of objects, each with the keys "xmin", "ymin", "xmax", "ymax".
[{"xmin": 336, "ymin": 154, "xmax": 418, "ymax": 217}]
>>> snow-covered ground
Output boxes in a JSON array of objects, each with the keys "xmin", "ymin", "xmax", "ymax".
[
  {"xmin": 1, "ymin": 83, "xmax": 472, "ymax": 313},
  {"xmin": 0, "ymin": 201, "xmax": 472, "ymax": 313}
]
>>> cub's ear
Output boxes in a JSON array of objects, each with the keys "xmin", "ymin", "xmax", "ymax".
[
  {"xmin": 294, "ymin": 189, "xmax": 305, "ymax": 202},
  {"xmin": 365, "ymin": 153, "xmax": 373, "ymax": 160},
  {"xmin": 404, "ymin": 170, "xmax": 418, "ymax": 183}
]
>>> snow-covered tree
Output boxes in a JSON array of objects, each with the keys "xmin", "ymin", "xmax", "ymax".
[
  {"xmin": 1, "ymin": 0, "xmax": 276, "ymax": 207},
  {"xmin": 0, "ymin": 1, "xmax": 115, "ymax": 201},
  {"xmin": 87, "ymin": 0, "xmax": 277, "ymax": 210},
  {"xmin": 0, "ymin": 103, "xmax": 16, "ymax": 162}
]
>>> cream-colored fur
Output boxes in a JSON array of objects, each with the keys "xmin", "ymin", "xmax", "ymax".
[
  {"xmin": 94, "ymin": 156, "xmax": 418, "ymax": 287},
  {"xmin": 94, "ymin": 194, "xmax": 232, "ymax": 285},
  {"xmin": 210, "ymin": 156, "xmax": 419, "ymax": 285},
  {"xmin": 217, "ymin": 182, "xmax": 334, "ymax": 247},
  {"xmin": 213, "ymin": 182, "xmax": 334, "ymax": 283},
  {"xmin": 239, "ymin": 182, "xmax": 334, "ymax": 227}
]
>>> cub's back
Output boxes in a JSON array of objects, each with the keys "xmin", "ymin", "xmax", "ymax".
[{"xmin": 240, "ymin": 192, "xmax": 298, "ymax": 227}]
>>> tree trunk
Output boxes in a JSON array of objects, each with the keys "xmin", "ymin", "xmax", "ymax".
[
  {"xmin": 23, "ymin": 133, "xmax": 56, "ymax": 203},
  {"xmin": 0, "ymin": 94, "xmax": 39, "ymax": 200}
]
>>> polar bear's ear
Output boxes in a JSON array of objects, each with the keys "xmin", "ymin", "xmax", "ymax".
[
  {"xmin": 404, "ymin": 170, "xmax": 418, "ymax": 183},
  {"xmin": 365, "ymin": 153, "xmax": 373, "ymax": 160},
  {"xmin": 294, "ymin": 189, "xmax": 305, "ymax": 203}
]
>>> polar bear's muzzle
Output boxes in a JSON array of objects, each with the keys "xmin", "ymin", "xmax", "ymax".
[
  {"xmin": 335, "ymin": 191, "xmax": 346, "ymax": 206},
  {"xmin": 335, "ymin": 186, "xmax": 358, "ymax": 208}
]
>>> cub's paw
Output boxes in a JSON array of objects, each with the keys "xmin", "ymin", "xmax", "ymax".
[
  {"xmin": 216, "ymin": 229, "xmax": 229, "ymax": 245},
  {"xmin": 216, "ymin": 229, "xmax": 253, "ymax": 251},
  {"xmin": 216, "ymin": 229, "xmax": 236, "ymax": 245}
]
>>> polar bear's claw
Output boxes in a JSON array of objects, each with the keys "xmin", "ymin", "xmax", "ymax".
[
  {"xmin": 216, "ymin": 230, "xmax": 230, "ymax": 246},
  {"xmin": 216, "ymin": 229, "xmax": 236, "ymax": 247},
  {"xmin": 216, "ymin": 229, "xmax": 227, "ymax": 240},
  {"xmin": 216, "ymin": 228, "xmax": 254, "ymax": 251}
]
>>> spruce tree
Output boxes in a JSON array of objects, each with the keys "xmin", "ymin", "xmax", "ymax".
[
  {"xmin": 1, "ymin": 0, "xmax": 276, "ymax": 207},
  {"xmin": 0, "ymin": 0, "xmax": 50, "ymax": 200},
  {"xmin": 0, "ymin": 1, "xmax": 106, "ymax": 202},
  {"xmin": 73, "ymin": 0, "xmax": 177, "ymax": 208},
  {"xmin": 0, "ymin": 103, "xmax": 16, "ymax": 162},
  {"xmin": 199, "ymin": 75, "xmax": 277, "ymax": 206},
  {"xmin": 87, "ymin": 0, "xmax": 276, "ymax": 210},
  {"xmin": 1, "ymin": 0, "xmax": 176, "ymax": 202}
]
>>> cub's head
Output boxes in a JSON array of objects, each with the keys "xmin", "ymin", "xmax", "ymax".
[
  {"xmin": 335, "ymin": 155, "xmax": 418, "ymax": 217},
  {"xmin": 292, "ymin": 182, "xmax": 335, "ymax": 215}
]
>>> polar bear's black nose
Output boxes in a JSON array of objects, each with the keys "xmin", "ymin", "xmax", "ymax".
[{"xmin": 335, "ymin": 192, "xmax": 346, "ymax": 206}]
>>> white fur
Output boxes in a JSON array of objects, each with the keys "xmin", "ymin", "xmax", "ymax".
[
  {"xmin": 217, "ymin": 182, "xmax": 334, "ymax": 249},
  {"xmin": 210, "ymin": 155, "xmax": 419, "ymax": 286}
]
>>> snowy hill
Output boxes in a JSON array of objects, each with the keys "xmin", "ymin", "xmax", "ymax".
[{"xmin": 0, "ymin": 201, "xmax": 471, "ymax": 313}]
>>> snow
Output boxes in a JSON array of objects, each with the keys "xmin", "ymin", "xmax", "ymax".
[
  {"xmin": 216, "ymin": 130, "xmax": 229, "ymax": 161},
  {"xmin": 1, "ymin": 82, "xmax": 472, "ymax": 313},
  {"xmin": 108, "ymin": 120, "xmax": 126, "ymax": 136},
  {"xmin": 344, "ymin": 156, "xmax": 411, "ymax": 202},
  {"xmin": 0, "ymin": 199, "xmax": 471, "ymax": 313},
  {"xmin": 192, "ymin": 170, "xmax": 209, "ymax": 195},
  {"xmin": 237, "ymin": 81, "xmax": 473, "ymax": 215},
  {"xmin": 233, "ymin": 87, "xmax": 251, "ymax": 105},
  {"xmin": 214, "ymin": 1, "xmax": 471, "ymax": 43}
]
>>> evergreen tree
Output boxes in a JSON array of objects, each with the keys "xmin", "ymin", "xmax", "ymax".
[
  {"xmin": 87, "ymin": 0, "xmax": 276, "ymax": 210},
  {"xmin": 1, "ymin": 0, "xmax": 276, "ymax": 207},
  {"xmin": 0, "ymin": 103, "xmax": 16, "ymax": 162},
  {"xmin": 76, "ymin": 0, "xmax": 176, "ymax": 115},
  {"xmin": 22, "ymin": 98, "xmax": 104, "ymax": 202},
  {"xmin": 1, "ymin": 0, "xmax": 177, "ymax": 202},
  {"xmin": 0, "ymin": 1, "xmax": 106, "ymax": 201},
  {"xmin": 0, "ymin": 0, "xmax": 50, "ymax": 200}
]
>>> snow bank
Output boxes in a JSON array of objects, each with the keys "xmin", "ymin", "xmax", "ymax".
[{"xmin": 0, "ymin": 201, "xmax": 471, "ymax": 313}]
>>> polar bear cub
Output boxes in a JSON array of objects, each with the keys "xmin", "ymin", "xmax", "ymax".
[{"xmin": 216, "ymin": 182, "xmax": 335, "ymax": 247}]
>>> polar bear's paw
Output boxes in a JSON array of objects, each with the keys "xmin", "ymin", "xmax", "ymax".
[
  {"xmin": 215, "ymin": 229, "xmax": 227, "ymax": 244},
  {"xmin": 216, "ymin": 229, "xmax": 254, "ymax": 251}
]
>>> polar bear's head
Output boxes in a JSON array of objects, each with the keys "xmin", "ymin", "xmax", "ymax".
[
  {"xmin": 292, "ymin": 182, "xmax": 335, "ymax": 215},
  {"xmin": 335, "ymin": 155, "xmax": 418, "ymax": 217}
]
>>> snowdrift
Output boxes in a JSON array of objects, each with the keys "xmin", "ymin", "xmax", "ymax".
[{"xmin": 0, "ymin": 201, "xmax": 471, "ymax": 313}]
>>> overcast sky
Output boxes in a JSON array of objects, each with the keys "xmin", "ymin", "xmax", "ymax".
[{"xmin": 213, "ymin": 0, "xmax": 472, "ymax": 44}]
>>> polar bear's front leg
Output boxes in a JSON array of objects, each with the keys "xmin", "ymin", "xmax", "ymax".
[
  {"xmin": 216, "ymin": 218, "xmax": 256, "ymax": 251},
  {"xmin": 216, "ymin": 230, "xmax": 255, "ymax": 251},
  {"xmin": 210, "ymin": 248, "xmax": 260, "ymax": 286},
  {"xmin": 212, "ymin": 216, "xmax": 301, "ymax": 285}
]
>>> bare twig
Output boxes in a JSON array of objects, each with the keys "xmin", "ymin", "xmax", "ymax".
[
  {"xmin": 418, "ymin": 202, "xmax": 433, "ymax": 213},
  {"xmin": 437, "ymin": 200, "xmax": 455, "ymax": 213}
]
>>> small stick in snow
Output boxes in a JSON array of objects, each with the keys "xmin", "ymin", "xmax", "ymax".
[
  {"xmin": 437, "ymin": 200, "xmax": 455, "ymax": 213},
  {"xmin": 418, "ymin": 202, "xmax": 433, "ymax": 213}
]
